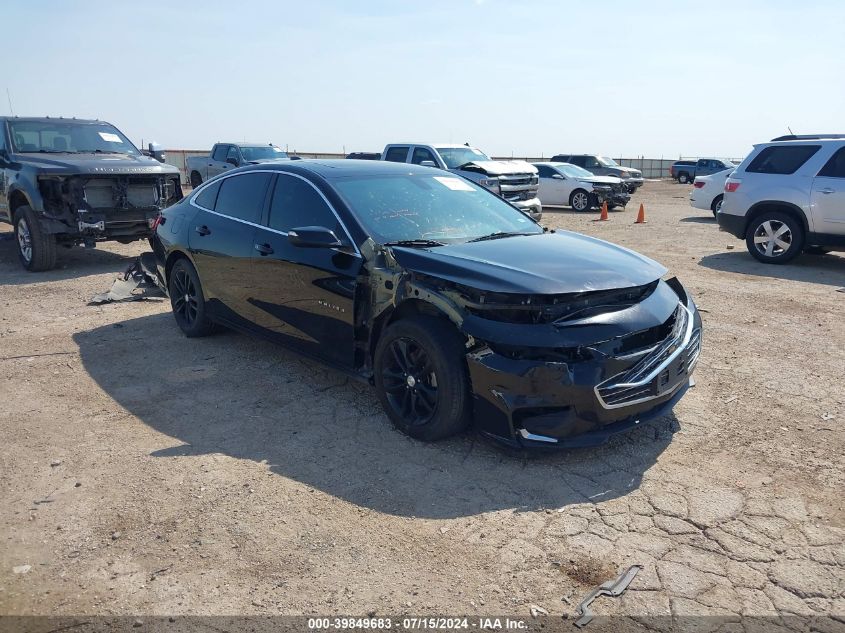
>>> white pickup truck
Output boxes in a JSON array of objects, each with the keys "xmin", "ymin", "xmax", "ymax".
[
  {"xmin": 186, "ymin": 142, "xmax": 288, "ymax": 187},
  {"xmin": 380, "ymin": 143, "xmax": 542, "ymax": 220}
]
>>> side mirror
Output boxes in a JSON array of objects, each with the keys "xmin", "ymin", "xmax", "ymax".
[
  {"xmin": 147, "ymin": 142, "xmax": 166, "ymax": 163},
  {"xmin": 226, "ymin": 157, "xmax": 239, "ymax": 167},
  {"xmin": 551, "ymin": 174, "xmax": 565, "ymax": 180},
  {"xmin": 288, "ymin": 226, "xmax": 343, "ymax": 249},
  {"xmin": 420, "ymin": 160, "xmax": 436, "ymax": 168}
]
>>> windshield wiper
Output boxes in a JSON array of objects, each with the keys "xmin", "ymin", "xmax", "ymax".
[
  {"xmin": 383, "ymin": 239, "xmax": 445, "ymax": 248},
  {"xmin": 77, "ymin": 149, "xmax": 130, "ymax": 154},
  {"xmin": 467, "ymin": 231, "xmax": 536, "ymax": 243}
]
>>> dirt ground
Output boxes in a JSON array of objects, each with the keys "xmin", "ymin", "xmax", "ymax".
[{"xmin": 1, "ymin": 180, "xmax": 843, "ymax": 624}]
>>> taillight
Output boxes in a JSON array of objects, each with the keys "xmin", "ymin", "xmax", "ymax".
[
  {"xmin": 725, "ymin": 180, "xmax": 741, "ymax": 193},
  {"xmin": 693, "ymin": 181, "xmax": 705, "ymax": 188},
  {"xmin": 149, "ymin": 215, "xmax": 164, "ymax": 230}
]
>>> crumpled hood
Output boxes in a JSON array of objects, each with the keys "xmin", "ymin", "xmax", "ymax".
[
  {"xmin": 13, "ymin": 152, "xmax": 180, "ymax": 177},
  {"xmin": 579, "ymin": 175, "xmax": 624, "ymax": 185},
  {"xmin": 390, "ymin": 232, "xmax": 667, "ymax": 295},
  {"xmin": 457, "ymin": 160, "xmax": 537, "ymax": 176}
]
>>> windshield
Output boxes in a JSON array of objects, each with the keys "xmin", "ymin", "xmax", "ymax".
[
  {"xmin": 597, "ymin": 156, "xmax": 618, "ymax": 167},
  {"xmin": 555, "ymin": 163, "xmax": 594, "ymax": 178},
  {"xmin": 435, "ymin": 146, "xmax": 491, "ymax": 169},
  {"xmin": 240, "ymin": 145, "xmax": 288, "ymax": 161},
  {"xmin": 333, "ymin": 174, "xmax": 541, "ymax": 244},
  {"xmin": 8, "ymin": 120, "xmax": 140, "ymax": 155}
]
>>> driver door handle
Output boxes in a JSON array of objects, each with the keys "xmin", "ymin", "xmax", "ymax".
[
  {"xmin": 195, "ymin": 225, "xmax": 211, "ymax": 236},
  {"xmin": 820, "ymin": 187, "xmax": 835, "ymax": 194},
  {"xmin": 254, "ymin": 242, "xmax": 274, "ymax": 256}
]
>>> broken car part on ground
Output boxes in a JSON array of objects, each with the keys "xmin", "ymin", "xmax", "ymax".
[{"xmin": 149, "ymin": 160, "xmax": 702, "ymax": 449}]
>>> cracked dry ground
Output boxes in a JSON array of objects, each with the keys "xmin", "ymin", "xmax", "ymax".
[{"xmin": 0, "ymin": 180, "xmax": 843, "ymax": 627}]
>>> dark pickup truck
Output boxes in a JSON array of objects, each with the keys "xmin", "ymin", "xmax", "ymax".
[
  {"xmin": 0, "ymin": 117, "xmax": 183, "ymax": 271},
  {"xmin": 670, "ymin": 158, "xmax": 734, "ymax": 183}
]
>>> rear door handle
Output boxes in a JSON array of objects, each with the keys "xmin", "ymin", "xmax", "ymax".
[
  {"xmin": 254, "ymin": 242, "xmax": 274, "ymax": 255},
  {"xmin": 820, "ymin": 187, "xmax": 835, "ymax": 194},
  {"xmin": 195, "ymin": 225, "xmax": 211, "ymax": 236}
]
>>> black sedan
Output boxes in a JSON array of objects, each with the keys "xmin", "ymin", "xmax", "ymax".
[{"xmin": 151, "ymin": 160, "xmax": 701, "ymax": 449}]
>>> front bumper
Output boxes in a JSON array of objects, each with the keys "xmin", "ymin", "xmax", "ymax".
[
  {"xmin": 716, "ymin": 211, "xmax": 746, "ymax": 239},
  {"xmin": 512, "ymin": 197, "xmax": 543, "ymax": 221},
  {"xmin": 464, "ymin": 292, "xmax": 702, "ymax": 450},
  {"xmin": 594, "ymin": 189, "xmax": 631, "ymax": 208}
]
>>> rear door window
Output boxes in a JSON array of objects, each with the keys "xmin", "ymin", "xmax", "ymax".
[
  {"xmin": 817, "ymin": 147, "xmax": 845, "ymax": 178},
  {"xmin": 214, "ymin": 172, "xmax": 272, "ymax": 223},
  {"xmin": 536, "ymin": 165, "xmax": 556, "ymax": 178},
  {"xmin": 746, "ymin": 145, "xmax": 821, "ymax": 174},
  {"xmin": 212, "ymin": 145, "xmax": 229, "ymax": 162},
  {"xmin": 384, "ymin": 146, "xmax": 410, "ymax": 163}
]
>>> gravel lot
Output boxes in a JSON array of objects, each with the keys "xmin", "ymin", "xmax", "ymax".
[{"xmin": 1, "ymin": 180, "xmax": 843, "ymax": 624}]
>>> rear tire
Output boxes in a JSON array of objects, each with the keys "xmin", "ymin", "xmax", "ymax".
[
  {"xmin": 569, "ymin": 189, "xmax": 592, "ymax": 212},
  {"xmin": 168, "ymin": 259, "xmax": 216, "ymax": 337},
  {"xmin": 14, "ymin": 206, "xmax": 57, "ymax": 271},
  {"xmin": 373, "ymin": 315, "xmax": 471, "ymax": 441},
  {"xmin": 711, "ymin": 195, "xmax": 723, "ymax": 217},
  {"xmin": 678, "ymin": 172, "xmax": 690, "ymax": 184},
  {"xmin": 190, "ymin": 171, "xmax": 203, "ymax": 189},
  {"xmin": 745, "ymin": 211, "xmax": 804, "ymax": 264}
]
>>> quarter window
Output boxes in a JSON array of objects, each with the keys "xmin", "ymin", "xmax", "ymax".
[
  {"xmin": 746, "ymin": 145, "xmax": 821, "ymax": 175},
  {"xmin": 384, "ymin": 146, "xmax": 409, "ymax": 163},
  {"xmin": 214, "ymin": 173, "xmax": 271, "ymax": 223},
  {"xmin": 194, "ymin": 180, "xmax": 221, "ymax": 209},
  {"xmin": 817, "ymin": 147, "xmax": 845, "ymax": 178},
  {"xmin": 268, "ymin": 174, "xmax": 337, "ymax": 233}
]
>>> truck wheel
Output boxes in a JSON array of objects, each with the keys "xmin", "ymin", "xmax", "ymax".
[
  {"xmin": 711, "ymin": 195, "xmax": 723, "ymax": 217},
  {"xmin": 373, "ymin": 315, "xmax": 471, "ymax": 442},
  {"xmin": 14, "ymin": 206, "xmax": 57, "ymax": 271},
  {"xmin": 745, "ymin": 211, "xmax": 804, "ymax": 264},
  {"xmin": 569, "ymin": 189, "xmax": 592, "ymax": 211},
  {"xmin": 190, "ymin": 171, "xmax": 203, "ymax": 189},
  {"xmin": 168, "ymin": 259, "xmax": 216, "ymax": 337},
  {"xmin": 678, "ymin": 172, "xmax": 690, "ymax": 184}
]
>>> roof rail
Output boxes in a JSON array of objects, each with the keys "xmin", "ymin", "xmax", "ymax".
[{"xmin": 770, "ymin": 134, "xmax": 845, "ymax": 141}]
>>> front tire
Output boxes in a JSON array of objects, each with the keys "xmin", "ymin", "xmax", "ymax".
[
  {"xmin": 14, "ymin": 206, "xmax": 57, "ymax": 271},
  {"xmin": 374, "ymin": 315, "xmax": 471, "ymax": 441},
  {"xmin": 168, "ymin": 259, "xmax": 216, "ymax": 337},
  {"xmin": 745, "ymin": 211, "xmax": 804, "ymax": 264},
  {"xmin": 190, "ymin": 171, "xmax": 203, "ymax": 189},
  {"xmin": 569, "ymin": 189, "xmax": 592, "ymax": 212}
]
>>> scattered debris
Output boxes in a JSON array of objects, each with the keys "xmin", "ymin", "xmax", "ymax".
[
  {"xmin": 111, "ymin": 531, "xmax": 121, "ymax": 541},
  {"xmin": 726, "ymin": 244, "xmax": 735, "ymax": 250},
  {"xmin": 723, "ymin": 395, "xmax": 738, "ymax": 404},
  {"xmin": 837, "ymin": 287, "xmax": 845, "ymax": 293},
  {"xmin": 821, "ymin": 412, "xmax": 835, "ymax": 421},
  {"xmin": 50, "ymin": 459, "xmax": 62, "ymax": 467},
  {"xmin": 439, "ymin": 526, "xmax": 450, "ymax": 534},
  {"xmin": 574, "ymin": 564, "xmax": 641, "ymax": 628},
  {"xmin": 89, "ymin": 258, "xmax": 164, "ymax": 305},
  {"xmin": 529, "ymin": 604, "xmax": 548, "ymax": 618},
  {"xmin": 13, "ymin": 564, "xmax": 32, "ymax": 574}
]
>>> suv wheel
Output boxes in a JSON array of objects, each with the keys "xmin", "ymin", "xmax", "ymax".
[
  {"xmin": 14, "ymin": 206, "xmax": 57, "ymax": 271},
  {"xmin": 678, "ymin": 173, "xmax": 690, "ymax": 184},
  {"xmin": 745, "ymin": 211, "xmax": 804, "ymax": 264},
  {"xmin": 569, "ymin": 189, "xmax": 592, "ymax": 212},
  {"xmin": 373, "ymin": 315, "xmax": 471, "ymax": 441}
]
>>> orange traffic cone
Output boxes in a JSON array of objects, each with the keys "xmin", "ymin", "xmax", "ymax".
[
  {"xmin": 594, "ymin": 201, "xmax": 609, "ymax": 222},
  {"xmin": 634, "ymin": 203, "xmax": 646, "ymax": 224}
]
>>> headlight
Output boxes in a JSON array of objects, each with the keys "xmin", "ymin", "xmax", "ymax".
[
  {"xmin": 619, "ymin": 171, "xmax": 631, "ymax": 178},
  {"xmin": 481, "ymin": 178, "xmax": 500, "ymax": 193}
]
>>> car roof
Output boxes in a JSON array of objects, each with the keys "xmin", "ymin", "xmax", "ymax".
[
  {"xmin": 0, "ymin": 116, "xmax": 107, "ymax": 125},
  {"xmin": 236, "ymin": 159, "xmax": 444, "ymax": 178},
  {"xmin": 220, "ymin": 142, "xmax": 279, "ymax": 147},
  {"xmin": 531, "ymin": 161, "xmax": 572, "ymax": 167}
]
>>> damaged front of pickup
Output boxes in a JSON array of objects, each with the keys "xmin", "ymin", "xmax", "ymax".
[
  {"xmin": 35, "ymin": 163, "xmax": 182, "ymax": 246},
  {"xmin": 358, "ymin": 232, "xmax": 702, "ymax": 449}
]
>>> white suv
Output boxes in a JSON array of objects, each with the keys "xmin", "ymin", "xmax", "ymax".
[{"xmin": 718, "ymin": 134, "xmax": 845, "ymax": 263}]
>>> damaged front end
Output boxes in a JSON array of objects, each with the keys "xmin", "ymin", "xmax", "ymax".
[
  {"xmin": 362, "ymin": 249, "xmax": 701, "ymax": 449},
  {"xmin": 37, "ymin": 174, "xmax": 183, "ymax": 245},
  {"xmin": 590, "ymin": 181, "xmax": 631, "ymax": 208}
]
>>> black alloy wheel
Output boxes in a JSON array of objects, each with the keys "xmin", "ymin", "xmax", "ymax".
[
  {"xmin": 381, "ymin": 337, "xmax": 438, "ymax": 426},
  {"xmin": 168, "ymin": 259, "xmax": 215, "ymax": 337}
]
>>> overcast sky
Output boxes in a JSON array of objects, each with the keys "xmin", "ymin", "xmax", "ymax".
[{"xmin": 4, "ymin": 0, "xmax": 844, "ymax": 159}]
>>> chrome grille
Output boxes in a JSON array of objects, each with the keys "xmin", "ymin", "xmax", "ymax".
[{"xmin": 595, "ymin": 304, "xmax": 697, "ymax": 409}]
